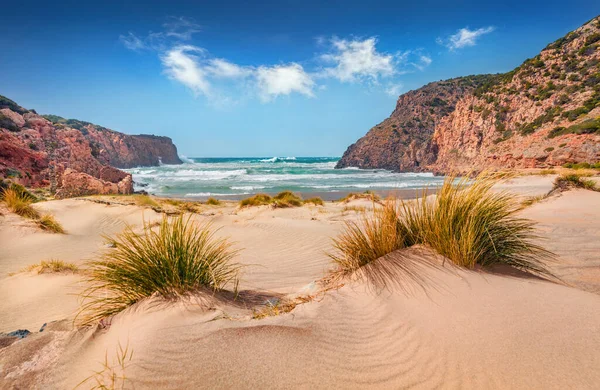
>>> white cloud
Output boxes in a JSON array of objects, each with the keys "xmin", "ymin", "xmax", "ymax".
[
  {"xmin": 163, "ymin": 16, "xmax": 201, "ymax": 40},
  {"xmin": 385, "ymin": 83, "xmax": 403, "ymax": 97},
  {"xmin": 255, "ymin": 63, "xmax": 315, "ymax": 101},
  {"xmin": 119, "ymin": 32, "xmax": 146, "ymax": 51},
  {"xmin": 438, "ymin": 26, "xmax": 495, "ymax": 50},
  {"xmin": 161, "ymin": 45, "xmax": 211, "ymax": 97},
  {"xmin": 320, "ymin": 37, "xmax": 396, "ymax": 82},
  {"xmin": 205, "ymin": 58, "xmax": 252, "ymax": 78},
  {"xmin": 122, "ymin": 19, "xmax": 436, "ymax": 104}
]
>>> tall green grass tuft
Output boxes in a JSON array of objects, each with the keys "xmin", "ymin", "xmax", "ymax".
[
  {"xmin": 401, "ymin": 175, "xmax": 553, "ymax": 272},
  {"xmin": 329, "ymin": 174, "xmax": 554, "ymax": 276},
  {"xmin": 2, "ymin": 188, "xmax": 40, "ymax": 219},
  {"xmin": 79, "ymin": 215, "xmax": 241, "ymax": 326}
]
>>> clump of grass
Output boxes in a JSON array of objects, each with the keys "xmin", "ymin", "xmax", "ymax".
[
  {"xmin": 338, "ymin": 190, "xmax": 381, "ymax": 203},
  {"xmin": 329, "ymin": 174, "xmax": 554, "ymax": 276},
  {"xmin": 342, "ymin": 205, "xmax": 366, "ymax": 213},
  {"xmin": 539, "ymin": 169, "xmax": 557, "ymax": 175},
  {"xmin": 303, "ymin": 197, "xmax": 324, "ymax": 206},
  {"xmin": 179, "ymin": 202, "xmax": 200, "ymax": 213},
  {"xmin": 272, "ymin": 191, "xmax": 303, "ymax": 208},
  {"xmin": 205, "ymin": 197, "xmax": 221, "ymax": 206},
  {"xmin": 240, "ymin": 193, "xmax": 273, "ymax": 207},
  {"xmin": 2, "ymin": 188, "xmax": 40, "ymax": 219},
  {"xmin": 554, "ymin": 174, "xmax": 598, "ymax": 191},
  {"xmin": 78, "ymin": 215, "xmax": 241, "ymax": 326},
  {"xmin": 330, "ymin": 201, "xmax": 405, "ymax": 274},
  {"xmin": 132, "ymin": 194, "xmax": 160, "ymax": 208},
  {"xmin": 37, "ymin": 214, "xmax": 66, "ymax": 233},
  {"xmin": 24, "ymin": 259, "xmax": 78, "ymax": 274},
  {"xmin": 0, "ymin": 181, "xmax": 38, "ymax": 203}
]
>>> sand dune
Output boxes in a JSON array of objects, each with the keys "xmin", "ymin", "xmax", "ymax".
[
  {"xmin": 1, "ymin": 178, "xmax": 600, "ymax": 388},
  {"xmin": 2, "ymin": 248, "xmax": 599, "ymax": 389}
]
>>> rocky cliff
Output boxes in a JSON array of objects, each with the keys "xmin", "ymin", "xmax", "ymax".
[
  {"xmin": 337, "ymin": 15, "xmax": 600, "ymax": 173},
  {"xmin": 336, "ymin": 75, "xmax": 494, "ymax": 171},
  {"xmin": 0, "ymin": 95, "xmax": 182, "ymax": 196}
]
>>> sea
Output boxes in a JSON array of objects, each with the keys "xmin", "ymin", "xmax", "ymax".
[{"xmin": 125, "ymin": 157, "xmax": 444, "ymax": 199}]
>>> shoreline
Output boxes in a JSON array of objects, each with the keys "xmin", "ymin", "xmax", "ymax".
[{"xmin": 159, "ymin": 187, "xmax": 442, "ymax": 202}]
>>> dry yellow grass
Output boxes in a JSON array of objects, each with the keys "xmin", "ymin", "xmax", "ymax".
[
  {"xmin": 23, "ymin": 259, "xmax": 79, "ymax": 274},
  {"xmin": 205, "ymin": 197, "xmax": 221, "ymax": 206},
  {"xmin": 303, "ymin": 197, "xmax": 324, "ymax": 206},
  {"xmin": 37, "ymin": 214, "xmax": 66, "ymax": 233},
  {"xmin": 338, "ymin": 190, "xmax": 381, "ymax": 203},
  {"xmin": 330, "ymin": 174, "xmax": 554, "ymax": 277},
  {"xmin": 76, "ymin": 342, "xmax": 133, "ymax": 390},
  {"xmin": 78, "ymin": 215, "xmax": 241, "ymax": 326},
  {"xmin": 2, "ymin": 188, "xmax": 40, "ymax": 219}
]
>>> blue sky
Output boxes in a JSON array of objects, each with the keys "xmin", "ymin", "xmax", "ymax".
[{"xmin": 1, "ymin": 1, "xmax": 599, "ymax": 157}]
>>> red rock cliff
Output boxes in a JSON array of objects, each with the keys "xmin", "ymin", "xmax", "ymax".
[
  {"xmin": 337, "ymin": 15, "xmax": 600, "ymax": 173},
  {"xmin": 0, "ymin": 96, "xmax": 182, "ymax": 196}
]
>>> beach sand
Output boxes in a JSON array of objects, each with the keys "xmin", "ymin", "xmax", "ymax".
[{"xmin": 1, "ymin": 175, "xmax": 599, "ymax": 388}]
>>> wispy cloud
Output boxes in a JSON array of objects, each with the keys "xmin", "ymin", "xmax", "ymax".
[
  {"xmin": 255, "ymin": 63, "xmax": 315, "ymax": 101},
  {"xmin": 163, "ymin": 16, "xmax": 201, "ymax": 40},
  {"xmin": 119, "ymin": 32, "xmax": 147, "ymax": 51},
  {"xmin": 121, "ymin": 19, "xmax": 433, "ymax": 103},
  {"xmin": 437, "ymin": 26, "xmax": 495, "ymax": 50},
  {"xmin": 385, "ymin": 83, "xmax": 403, "ymax": 97}
]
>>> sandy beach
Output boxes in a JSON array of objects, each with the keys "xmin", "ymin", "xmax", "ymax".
[{"xmin": 1, "ymin": 175, "xmax": 600, "ymax": 388}]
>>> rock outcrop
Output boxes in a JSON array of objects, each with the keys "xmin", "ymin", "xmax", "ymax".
[
  {"xmin": 0, "ymin": 95, "xmax": 181, "ymax": 196},
  {"xmin": 336, "ymin": 75, "xmax": 494, "ymax": 171},
  {"xmin": 337, "ymin": 15, "xmax": 600, "ymax": 173}
]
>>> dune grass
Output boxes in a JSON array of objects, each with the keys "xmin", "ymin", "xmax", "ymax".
[
  {"xmin": 338, "ymin": 190, "xmax": 381, "ymax": 203},
  {"xmin": 76, "ymin": 341, "xmax": 133, "ymax": 390},
  {"xmin": 331, "ymin": 201, "xmax": 405, "ymax": 273},
  {"xmin": 24, "ymin": 259, "xmax": 78, "ymax": 274},
  {"xmin": 78, "ymin": 215, "xmax": 241, "ymax": 326},
  {"xmin": 538, "ymin": 169, "xmax": 557, "ymax": 176},
  {"xmin": 2, "ymin": 188, "xmax": 40, "ymax": 219},
  {"xmin": 37, "ymin": 214, "xmax": 66, "ymax": 233},
  {"xmin": 132, "ymin": 194, "xmax": 160, "ymax": 208},
  {"xmin": 205, "ymin": 197, "xmax": 221, "ymax": 206},
  {"xmin": 239, "ymin": 191, "xmax": 305, "ymax": 208},
  {"xmin": 272, "ymin": 191, "xmax": 303, "ymax": 208},
  {"xmin": 239, "ymin": 193, "xmax": 273, "ymax": 207},
  {"xmin": 554, "ymin": 173, "xmax": 598, "ymax": 191},
  {"xmin": 329, "ymin": 174, "xmax": 554, "ymax": 277},
  {"xmin": 303, "ymin": 197, "xmax": 324, "ymax": 206}
]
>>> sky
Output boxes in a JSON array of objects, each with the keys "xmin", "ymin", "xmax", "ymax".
[{"xmin": 1, "ymin": 1, "xmax": 599, "ymax": 157}]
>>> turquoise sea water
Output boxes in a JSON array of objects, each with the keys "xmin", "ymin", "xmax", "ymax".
[{"xmin": 125, "ymin": 157, "xmax": 444, "ymax": 198}]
